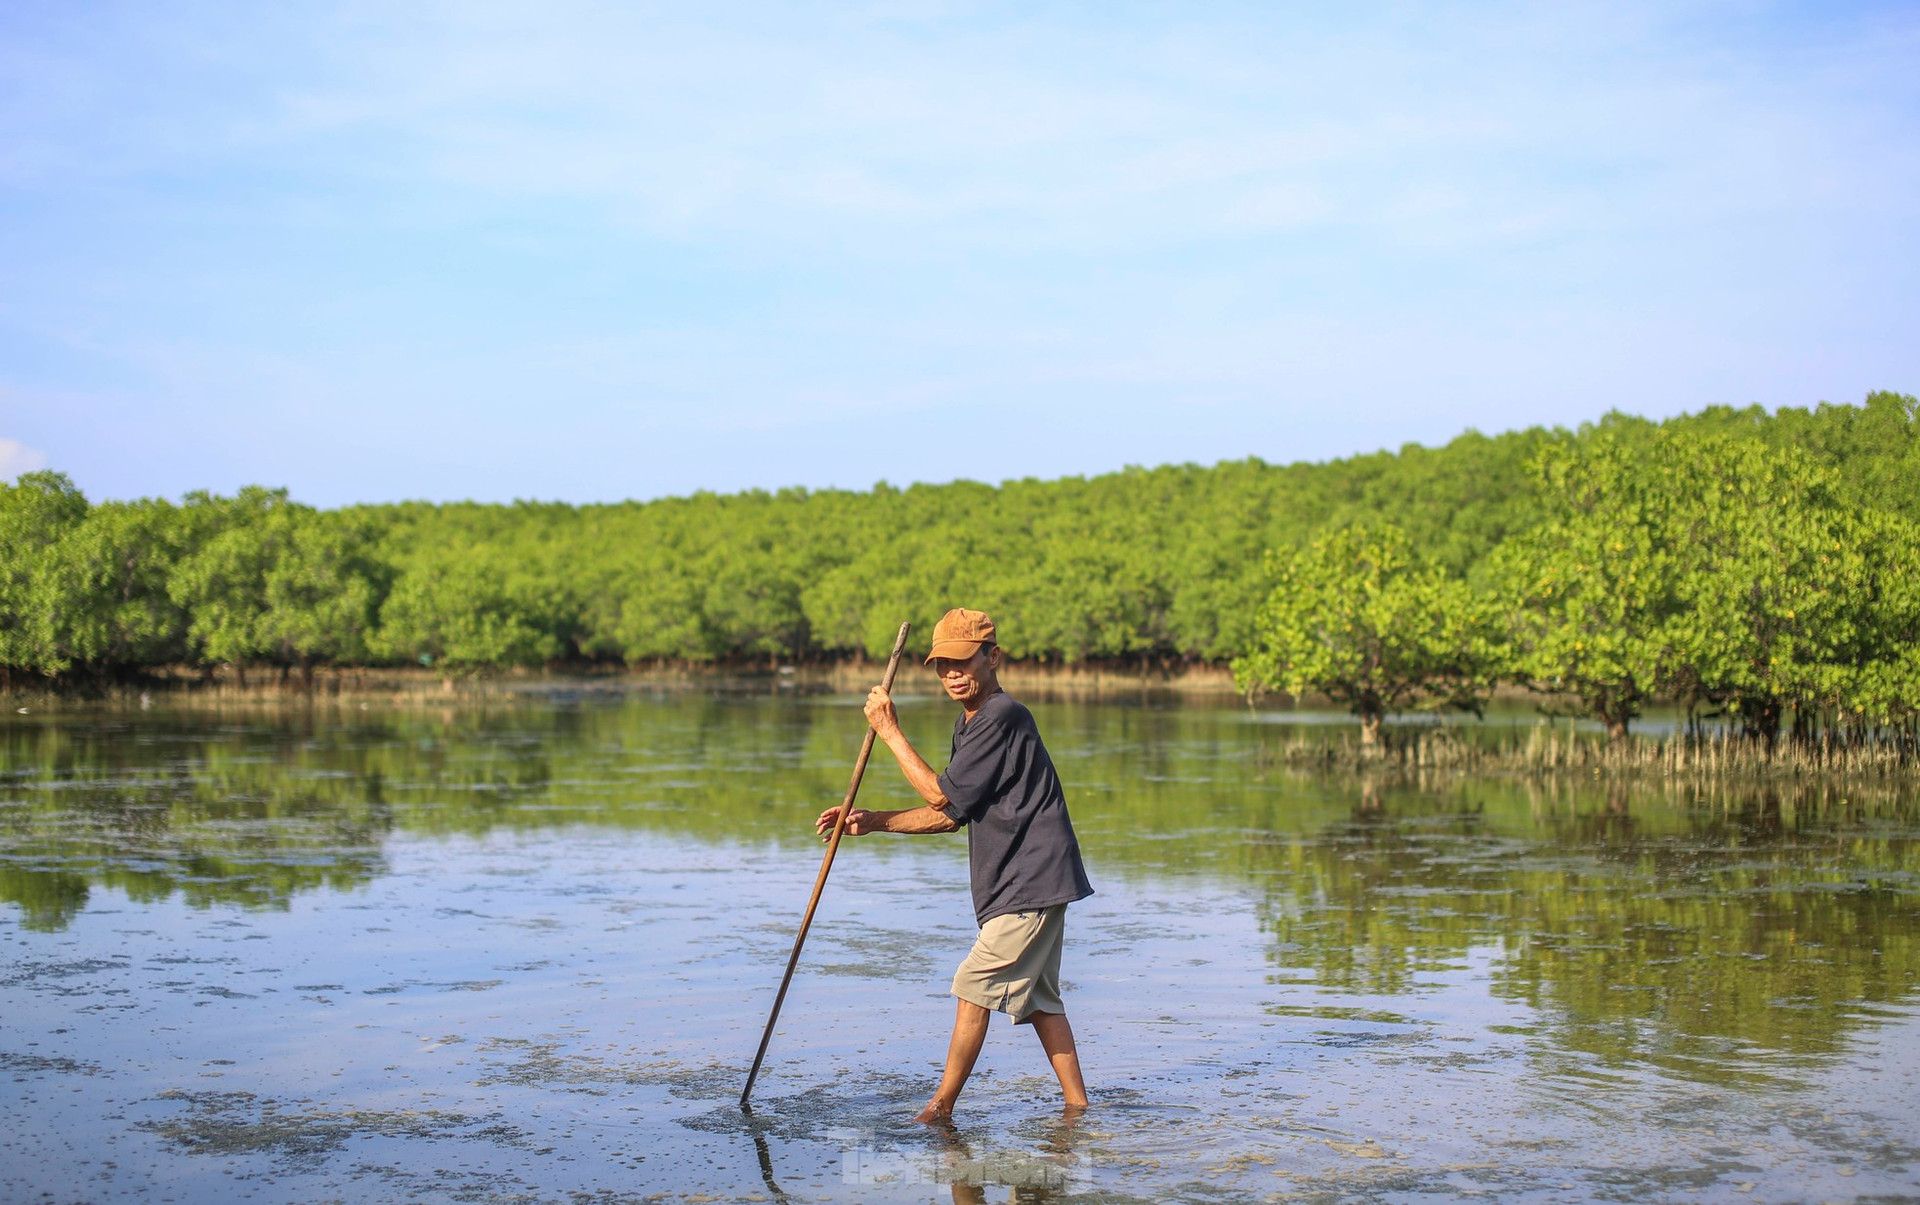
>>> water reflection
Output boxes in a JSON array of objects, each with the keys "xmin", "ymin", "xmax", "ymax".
[
  {"xmin": 1254, "ymin": 778, "xmax": 1920, "ymax": 1088},
  {"xmin": 934, "ymin": 1110, "xmax": 1090, "ymax": 1203},
  {"xmin": 744, "ymin": 1113, "xmax": 790, "ymax": 1205},
  {"xmin": 3, "ymin": 695, "xmax": 1918, "ymax": 1089}
]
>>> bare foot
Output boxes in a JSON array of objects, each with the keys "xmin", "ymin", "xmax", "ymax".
[{"xmin": 913, "ymin": 1099, "xmax": 954, "ymax": 1124}]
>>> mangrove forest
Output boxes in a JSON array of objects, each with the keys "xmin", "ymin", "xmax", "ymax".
[{"xmin": 4, "ymin": 391, "xmax": 1918, "ymax": 746}]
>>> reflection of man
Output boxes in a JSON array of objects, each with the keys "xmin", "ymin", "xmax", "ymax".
[
  {"xmin": 815, "ymin": 609, "xmax": 1094, "ymax": 1122},
  {"xmin": 931, "ymin": 1107, "xmax": 1089, "ymax": 1201}
]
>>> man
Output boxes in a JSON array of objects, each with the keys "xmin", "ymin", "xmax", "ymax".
[{"xmin": 814, "ymin": 608, "xmax": 1095, "ymax": 1122}]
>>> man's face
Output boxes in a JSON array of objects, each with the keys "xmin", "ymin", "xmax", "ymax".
[{"xmin": 929, "ymin": 645, "xmax": 997, "ymax": 705}]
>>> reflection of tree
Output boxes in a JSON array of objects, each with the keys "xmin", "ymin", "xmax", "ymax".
[
  {"xmin": 0, "ymin": 719, "xmax": 396, "ymax": 930},
  {"xmin": 6, "ymin": 685, "xmax": 1916, "ymax": 1114},
  {"xmin": 1254, "ymin": 778, "xmax": 1920, "ymax": 1079},
  {"xmin": 0, "ymin": 692, "xmax": 1355, "ymax": 923},
  {"xmin": 0, "ymin": 696, "xmax": 859, "ymax": 930},
  {"xmin": 0, "ymin": 867, "xmax": 88, "ymax": 931}
]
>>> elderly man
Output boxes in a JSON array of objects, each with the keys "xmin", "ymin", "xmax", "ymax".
[{"xmin": 815, "ymin": 608, "xmax": 1095, "ymax": 1122}]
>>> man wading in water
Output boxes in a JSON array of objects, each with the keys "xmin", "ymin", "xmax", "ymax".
[{"xmin": 814, "ymin": 608, "xmax": 1095, "ymax": 1122}]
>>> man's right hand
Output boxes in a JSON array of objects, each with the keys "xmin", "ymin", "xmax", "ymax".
[{"xmin": 864, "ymin": 686, "xmax": 901, "ymax": 739}]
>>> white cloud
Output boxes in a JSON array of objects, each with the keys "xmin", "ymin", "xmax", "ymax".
[{"xmin": 0, "ymin": 438, "xmax": 49, "ymax": 480}]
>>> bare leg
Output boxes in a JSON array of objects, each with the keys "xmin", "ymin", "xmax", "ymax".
[
  {"xmin": 1028, "ymin": 1011, "xmax": 1088, "ymax": 1109},
  {"xmin": 916, "ymin": 999, "xmax": 990, "ymax": 1122}
]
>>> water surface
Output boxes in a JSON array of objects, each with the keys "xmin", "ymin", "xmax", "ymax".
[{"xmin": 3, "ymin": 688, "xmax": 1917, "ymax": 1203}]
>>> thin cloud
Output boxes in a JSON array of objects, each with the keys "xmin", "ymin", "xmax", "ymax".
[
  {"xmin": 247, "ymin": 4, "xmax": 1914, "ymax": 247},
  {"xmin": 0, "ymin": 2, "xmax": 1914, "ymax": 505},
  {"xmin": 0, "ymin": 438, "xmax": 49, "ymax": 481}
]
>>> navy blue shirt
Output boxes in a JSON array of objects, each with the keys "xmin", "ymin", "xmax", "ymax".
[{"xmin": 936, "ymin": 691, "xmax": 1095, "ymax": 925}]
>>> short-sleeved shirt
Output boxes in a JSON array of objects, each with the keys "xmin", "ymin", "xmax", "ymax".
[{"xmin": 936, "ymin": 691, "xmax": 1094, "ymax": 926}]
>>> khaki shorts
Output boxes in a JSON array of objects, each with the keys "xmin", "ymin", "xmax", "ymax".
[{"xmin": 951, "ymin": 904, "xmax": 1067, "ymax": 1024}]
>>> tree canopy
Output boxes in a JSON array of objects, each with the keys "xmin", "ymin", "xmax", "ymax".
[
  {"xmin": 1232, "ymin": 523, "xmax": 1501, "ymax": 744},
  {"xmin": 4, "ymin": 391, "xmax": 1916, "ymax": 742}
]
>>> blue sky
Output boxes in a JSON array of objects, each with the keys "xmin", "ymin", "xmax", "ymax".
[{"xmin": 2, "ymin": 1, "xmax": 1915, "ymax": 507}]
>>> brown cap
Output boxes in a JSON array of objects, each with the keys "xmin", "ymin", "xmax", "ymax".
[{"xmin": 924, "ymin": 608, "xmax": 996, "ymax": 664}]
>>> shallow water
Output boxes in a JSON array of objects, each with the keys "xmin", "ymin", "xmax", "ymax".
[{"xmin": 3, "ymin": 688, "xmax": 1918, "ymax": 1203}]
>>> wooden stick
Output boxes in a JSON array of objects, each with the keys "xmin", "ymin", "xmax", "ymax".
[{"xmin": 740, "ymin": 621, "xmax": 912, "ymax": 1108}]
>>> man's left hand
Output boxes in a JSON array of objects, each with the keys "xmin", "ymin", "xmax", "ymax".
[{"xmin": 816, "ymin": 805, "xmax": 878, "ymax": 838}]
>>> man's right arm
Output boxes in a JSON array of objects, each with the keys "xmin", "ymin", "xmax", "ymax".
[
  {"xmin": 864, "ymin": 686, "xmax": 951, "ymax": 809},
  {"xmin": 808, "ymin": 685, "xmax": 962, "ymax": 840}
]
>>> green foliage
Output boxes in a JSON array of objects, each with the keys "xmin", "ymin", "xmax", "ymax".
[
  {"xmin": 1489, "ymin": 426, "xmax": 1681, "ymax": 739},
  {"xmin": 165, "ymin": 487, "xmax": 298, "ymax": 669},
  {"xmin": 3, "ymin": 391, "xmax": 1916, "ymax": 749},
  {"xmin": 163, "ymin": 489, "xmax": 390, "ymax": 675},
  {"xmin": 1492, "ymin": 421, "xmax": 1920, "ymax": 739},
  {"xmin": 1674, "ymin": 390, "xmax": 1920, "ymax": 521},
  {"xmin": 1233, "ymin": 523, "xmax": 1502, "ymax": 741},
  {"xmin": 1657, "ymin": 435, "xmax": 1872, "ymax": 736},
  {"xmin": 372, "ymin": 547, "xmax": 564, "ymax": 670},
  {"xmin": 0, "ymin": 472, "xmax": 93, "ymax": 676},
  {"xmin": 259, "ymin": 508, "xmax": 391, "ymax": 668},
  {"xmin": 46, "ymin": 498, "xmax": 193, "ymax": 671},
  {"xmin": 74, "ymin": 488, "xmax": 390, "ymax": 681},
  {"xmin": 1812, "ymin": 508, "xmax": 1920, "ymax": 726}
]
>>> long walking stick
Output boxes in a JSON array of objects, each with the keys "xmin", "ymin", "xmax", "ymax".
[{"xmin": 740, "ymin": 621, "xmax": 912, "ymax": 1108}]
